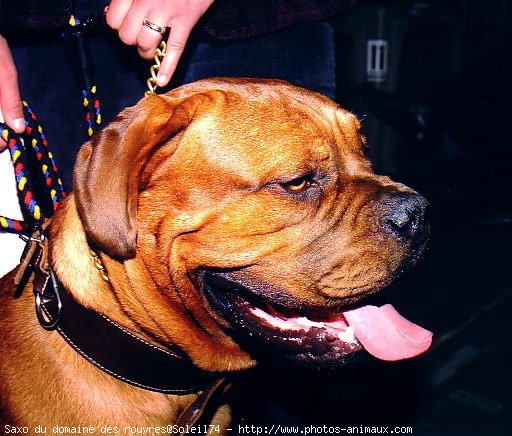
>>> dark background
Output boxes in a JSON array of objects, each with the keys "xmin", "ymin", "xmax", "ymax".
[{"xmin": 230, "ymin": 1, "xmax": 512, "ymax": 435}]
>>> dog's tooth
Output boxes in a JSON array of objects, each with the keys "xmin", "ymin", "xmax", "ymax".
[
  {"xmin": 337, "ymin": 327, "xmax": 355, "ymax": 343},
  {"xmin": 250, "ymin": 306, "xmax": 298, "ymax": 330},
  {"xmin": 294, "ymin": 317, "xmax": 326, "ymax": 329}
]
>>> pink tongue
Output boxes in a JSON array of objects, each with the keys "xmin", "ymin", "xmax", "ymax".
[{"xmin": 344, "ymin": 304, "xmax": 433, "ymax": 361}]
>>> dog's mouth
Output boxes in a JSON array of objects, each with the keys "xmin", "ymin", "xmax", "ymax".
[{"xmin": 202, "ymin": 272, "xmax": 432, "ymax": 367}]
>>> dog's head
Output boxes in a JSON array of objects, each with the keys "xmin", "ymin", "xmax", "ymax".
[{"xmin": 73, "ymin": 78, "xmax": 431, "ymax": 370}]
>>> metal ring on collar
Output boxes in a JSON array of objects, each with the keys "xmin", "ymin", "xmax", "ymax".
[{"xmin": 34, "ymin": 268, "xmax": 62, "ymax": 331}]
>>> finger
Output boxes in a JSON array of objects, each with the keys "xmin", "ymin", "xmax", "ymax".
[
  {"xmin": 106, "ymin": 0, "xmax": 133, "ymax": 30},
  {"xmin": 0, "ymin": 80, "xmax": 24, "ymax": 134},
  {"xmin": 137, "ymin": 16, "xmax": 171, "ymax": 60},
  {"xmin": 0, "ymin": 108, "xmax": 6, "ymax": 151},
  {"xmin": 156, "ymin": 22, "xmax": 193, "ymax": 87},
  {"xmin": 0, "ymin": 87, "xmax": 24, "ymax": 134},
  {"xmin": 117, "ymin": 2, "xmax": 152, "ymax": 46},
  {"xmin": 0, "ymin": 39, "xmax": 24, "ymax": 134}
]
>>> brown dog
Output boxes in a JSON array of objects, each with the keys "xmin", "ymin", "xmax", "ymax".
[{"xmin": 0, "ymin": 78, "xmax": 432, "ymax": 433}]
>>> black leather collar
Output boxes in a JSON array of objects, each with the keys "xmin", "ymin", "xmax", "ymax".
[
  {"xmin": 36, "ymin": 272, "xmax": 217, "ymax": 394},
  {"xmin": 41, "ymin": 277, "xmax": 235, "ymax": 432},
  {"xmin": 16, "ymin": 225, "xmax": 218, "ymax": 395}
]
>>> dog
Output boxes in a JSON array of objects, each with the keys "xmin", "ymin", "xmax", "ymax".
[{"xmin": 0, "ymin": 78, "xmax": 432, "ymax": 433}]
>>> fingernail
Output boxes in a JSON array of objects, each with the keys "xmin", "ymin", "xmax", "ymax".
[
  {"xmin": 13, "ymin": 118, "xmax": 25, "ymax": 131},
  {"xmin": 157, "ymin": 75, "xmax": 167, "ymax": 86}
]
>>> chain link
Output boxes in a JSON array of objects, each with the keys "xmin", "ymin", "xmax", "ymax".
[
  {"xmin": 89, "ymin": 248, "xmax": 110, "ymax": 282},
  {"xmin": 145, "ymin": 41, "xmax": 167, "ymax": 96}
]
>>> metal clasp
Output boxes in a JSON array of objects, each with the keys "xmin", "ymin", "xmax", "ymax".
[{"xmin": 34, "ymin": 268, "xmax": 62, "ymax": 331}]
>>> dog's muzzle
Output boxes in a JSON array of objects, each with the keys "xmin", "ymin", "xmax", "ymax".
[{"xmin": 201, "ymin": 271, "xmax": 432, "ymax": 367}]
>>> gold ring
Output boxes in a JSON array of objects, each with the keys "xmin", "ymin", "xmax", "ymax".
[{"xmin": 143, "ymin": 18, "xmax": 166, "ymax": 35}]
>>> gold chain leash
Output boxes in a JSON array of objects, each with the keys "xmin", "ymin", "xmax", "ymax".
[
  {"xmin": 145, "ymin": 40, "xmax": 167, "ymax": 96},
  {"xmin": 90, "ymin": 248, "xmax": 110, "ymax": 282}
]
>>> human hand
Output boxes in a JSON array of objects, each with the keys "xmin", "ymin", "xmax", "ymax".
[
  {"xmin": 0, "ymin": 35, "xmax": 25, "ymax": 152},
  {"xmin": 106, "ymin": 0, "xmax": 215, "ymax": 87}
]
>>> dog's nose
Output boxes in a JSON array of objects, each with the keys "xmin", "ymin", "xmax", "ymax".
[{"xmin": 384, "ymin": 193, "xmax": 428, "ymax": 241}]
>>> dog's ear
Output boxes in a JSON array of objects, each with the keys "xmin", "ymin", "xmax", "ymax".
[{"xmin": 73, "ymin": 93, "xmax": 200, "ymax": 259}]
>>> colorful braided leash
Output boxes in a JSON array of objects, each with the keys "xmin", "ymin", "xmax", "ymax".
[
  {"xmin": 68, "ymin": 14, "xmax": 102, "ymax": 138},
  {"xmin": 0, "ymin": 93, "xmax": 100, "ymax": 234},
  {"xmin": 0, "ymin": 102, "xmax": 66, "ymax": 233},
  {"xmin": 83, "ymin": 85, "xmax": 102, "ymax": 137}
]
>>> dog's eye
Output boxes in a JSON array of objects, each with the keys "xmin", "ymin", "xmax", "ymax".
[{"xmin": 281, "ymin": 175, "xmax": 312, "ymax": 193}]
